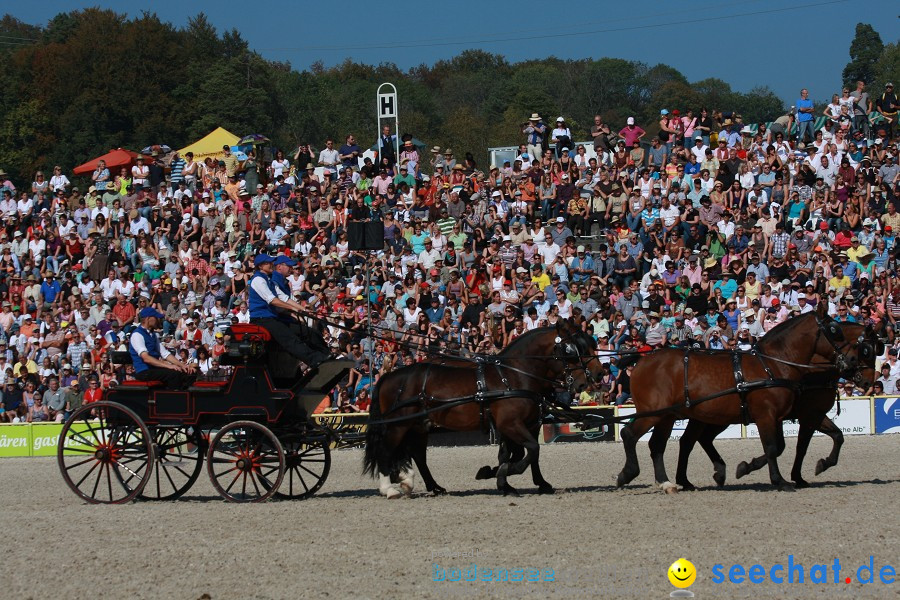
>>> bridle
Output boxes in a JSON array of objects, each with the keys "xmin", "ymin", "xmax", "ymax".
[
  {"xmin": 811, "ymin": 315, "xmax": 880, "ymax": 386},
  {"xmin": 553, "ymin": 330, "xmax": 600, "ymax": 393}
]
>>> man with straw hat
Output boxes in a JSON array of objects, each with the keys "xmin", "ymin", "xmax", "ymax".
[{"xmin": 523, "ymin": 113, "xmax": 546, "ymax": 164}]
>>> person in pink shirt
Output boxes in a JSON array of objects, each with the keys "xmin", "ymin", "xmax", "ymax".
[{"xmin": 618, "ymin": 117, "xmax": 646, "ymax": 147}]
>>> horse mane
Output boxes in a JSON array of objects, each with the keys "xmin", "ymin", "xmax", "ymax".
[
  {"xmin": 756, "ymin": 312, "xmax": 821, "ymax": 351},
  {"xmin": 496, "ymin": 326, "xmax": 557, "ymax": 357}
]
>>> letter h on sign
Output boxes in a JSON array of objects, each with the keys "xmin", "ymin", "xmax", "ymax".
[{"xmin": 379, "ymin": 93, "xmax": 396, "ymax": 119}]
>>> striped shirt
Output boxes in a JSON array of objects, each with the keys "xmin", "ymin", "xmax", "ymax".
[{"xmin": 169, "ymin": 157, "xmax": 185, "ymax": 184}]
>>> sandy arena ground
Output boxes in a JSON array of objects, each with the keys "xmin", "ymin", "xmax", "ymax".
[{"xmin": 1, "ymin": 435, "xmax": 898, "ymax": 600}]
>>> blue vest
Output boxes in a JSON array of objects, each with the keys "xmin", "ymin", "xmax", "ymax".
[
  {"xmin": 129, "ymin": 326, "xmax": 160, "ymax": 374},
  {"xmin": 249, "ymin": 272, "xmax": 278, "ymax": 320},
  {"xmin": 270, "ymin": 271, "xmax": 293, "ymax": 323}
]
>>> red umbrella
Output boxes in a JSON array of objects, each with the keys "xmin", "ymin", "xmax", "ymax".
[{"xmin": 72, "ymin": 148, "xmax": 154, "ymax": 175}]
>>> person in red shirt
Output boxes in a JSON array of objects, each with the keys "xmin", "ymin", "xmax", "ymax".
[
  {"xmin": 112, "ymin": 296, "xmax": 136, "ymax": 327},
  {"xmin": 832, "ymin": 226, "xmax": 853, "ymax": 250},
  {"xmin": 83, "ymin": 377, "xmax": 104, "ymax": 404}
]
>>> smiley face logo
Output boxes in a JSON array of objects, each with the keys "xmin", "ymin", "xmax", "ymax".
[{"xmin": 668, "ymin": 558, "xmax": 696, "ymax": 588}]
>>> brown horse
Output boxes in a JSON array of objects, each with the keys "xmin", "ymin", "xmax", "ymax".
[
  {"xmin": 675, "ymin": 321, "xmax": 882, "ymax": 489},
  {"xmin": 616, "ymin": 313, "xmax": 869, "ymax": 491},
  {"xmin": 363, "ymin": 319, "xmax": 602, "ymax": 496}
]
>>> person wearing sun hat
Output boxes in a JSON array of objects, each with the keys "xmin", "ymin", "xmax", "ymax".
[
  {"xmin": 129, "ymin": 306, "xmax": 196, "ymax": 389},
  {"xmin": 522, "ymin": 112, "xmax": 546, "ymax": 164}
]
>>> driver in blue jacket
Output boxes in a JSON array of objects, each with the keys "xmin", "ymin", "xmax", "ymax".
[{"xmin": 130, "ymin": 307, "xmax": 196, "ymax": 388}]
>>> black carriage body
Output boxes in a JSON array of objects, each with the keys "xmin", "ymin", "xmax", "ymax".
[{"xmin": 106, "ymin": 365, "xmax": 298, "ymax": 428}]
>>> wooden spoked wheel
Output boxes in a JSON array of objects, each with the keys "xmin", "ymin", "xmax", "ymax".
[
  {"xmin": 57, "ymin": 402, "xmax": 153, "ymax": 504},
  {"xmin": 206, "ymin": 421, "xmax": 284, "ymax": 502},
  {"xmin": 139, "ymin": 426, "xmax": 204, "ymax": 500},
  {"xmin": 273, "ymin": 431, "xmax": 331, "ymax": 500}
]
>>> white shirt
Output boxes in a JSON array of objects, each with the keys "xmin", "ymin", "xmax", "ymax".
[
  {"xmin": 129, "ymin": 217, "xmax": 150, "ymax": 236},
  {"xmin": 131, "ymin": 165, "xmax": 149, "ymax": 185},
  {"xmin": 130, "ymin": 328, "xmax": 171, "ymax": 360},
  {"xmin": 690, "ymin": 144, "xmax": 708, "ymax": 163},
  {"xmin": 49, "ymin": 174, "xmax": 70, "ymax": 192},
  {"xmin": 539, "ymin": 242, "xmax": 561, "ymax": 266},
  {"xmin": 318, "ymin": 148, "xmax": 340, "ymax": 169}
]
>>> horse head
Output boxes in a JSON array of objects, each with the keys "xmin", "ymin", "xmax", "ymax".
[
  {"xmin": 817, "ymin": 316, "xmax": 882, "ymax": 388},
  {"xmin": 552, "ymin": 318, "xmax": 603, "ymax": 393}
]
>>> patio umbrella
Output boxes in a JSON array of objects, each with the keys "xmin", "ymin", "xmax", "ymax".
[
  {"xmin": 238, "ymin": 134, "xmax": 270, "ymax": 145},
  {"xmin": 72, "ymin": 148, "xmax": 154, "ymax": 175},
  {"xmin": 141, "ymin": 144, "xmax": 172, "ymax": 155}
]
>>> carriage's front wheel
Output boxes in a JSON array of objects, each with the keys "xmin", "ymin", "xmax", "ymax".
[
  {"xmin": 57, "ymin": 402, "xmax": 153, "ymax": 504},
  {"xmin": 207, "ymin": 421, "xmax": 284, "ymax": 502}
]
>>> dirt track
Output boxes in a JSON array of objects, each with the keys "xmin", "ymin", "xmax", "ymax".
[{"xmin": 2, "ymin": 435, "xmax": 898, "ymax": 600}]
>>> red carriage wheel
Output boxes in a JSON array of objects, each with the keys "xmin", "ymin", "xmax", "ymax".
[
  {"xmin": 206, "ymin": 421, "xmax": 284, "ymax": 503},
  {"xmin": 272, "ymin": 431, "xmax": 331, "ymax": 500},
  {"xmin": 57, "ymin": 401, "xmax": 153, "ymax": 504},
  {"xmin": 138, "ymin": 426, "xmax": 204, "ymax": 501}
]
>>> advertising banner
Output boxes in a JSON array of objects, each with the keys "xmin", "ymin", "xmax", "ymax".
[
  {"xmin": 0, "ymin": 424, "xmax": 31, "ymax": 457},
  {"xmin": 542, "ymin": 406, "xmax": 616, "ymax": 443},
  {"xmin": 873, "ymin": 396, "xmax": 900, "ymax": 434},
  {"xmin": 614, "ymin": 408, "xmax": 742, "ymax": 441},
  {"xmin": 745, "ymin": 398, "xmax": 873, "ymax": 438}
]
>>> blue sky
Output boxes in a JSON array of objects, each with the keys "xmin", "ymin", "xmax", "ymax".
[{"xmin": 5, "ymin": 0, "xmax": 899, "ymax": 103}]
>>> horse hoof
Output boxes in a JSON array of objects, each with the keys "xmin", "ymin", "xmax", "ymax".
[
  {"xmin": 385, "ymin": 488, "xmax": 403, "ymax": 499},
  {"xmin": 537, "ymin": 484, "xmax": 555, "ymax": 495},
  {"xmin": 713, "ymin": 469, "xmax": 726, "ymax": 488},
  {"xmin": 735, "ymin": 461, "xmax": 750, "ymax": 480},
  {"xmin": 431, "ymin": 486, "xmax": 447, "ymax": 496},
  {"xmin": 776, "ymin": 482, "xmax": 796, "ymax": 492},
  {"xmin": 475, "ymin": 466, "xmax": 496, "ymax": 480},
  {"xmin": 793, "ymin": 478, "xmax": 810, "ymax": 489},
  {"xmin": 659, "ymin": 481, "xmax": 679, "ymax": 494},
  {"xmin": 677, "ymin": 480, "xmax": 696, "ymax": 492},
  {"xmin": 814, "ymin": 459, "xmax": 827, "ymax": 476},
  {"xmin": 501, "ymin": 485, "xmax": 520, "ymax": 497},
  {"xmin": 616, "ymin": 470, "xmax": 636, "ymax": 488}
]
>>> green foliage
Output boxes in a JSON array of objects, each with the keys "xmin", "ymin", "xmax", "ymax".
[{"xmin": 842, "ymin": 23, "xmax": 884, "ymax": 87}]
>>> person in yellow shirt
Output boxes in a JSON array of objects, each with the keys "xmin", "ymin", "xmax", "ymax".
[
  {"xmin": 846, "ymin": 236, "xmax": 869, "ymax": 264},
  {"xmin": 743, "ymin": 271, "xmax": 762, "ymax": 300},
  {"xmin": 530, "ymin": 263, "xmax": 551, "ymax": 291},
  {"xmin": 828, "ymin": 264, "xmax": 851, "ymax": 295}
]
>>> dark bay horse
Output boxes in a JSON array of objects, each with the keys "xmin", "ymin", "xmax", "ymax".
[
  {"xmin": 674, "ymin": 321, "xmax": 881, "ymax": 490},
  {"xmin": 363, "ymin": 320, "xmax": 601, "ymax": 497},
  {"xmin": 616, "ymin": 313, "xmax": 869, "ymax": 492}
]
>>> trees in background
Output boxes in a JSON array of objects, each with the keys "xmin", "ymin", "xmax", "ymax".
[{"xmin": 11, "ymin": 9, "xmax": 890, "ymax": 183}]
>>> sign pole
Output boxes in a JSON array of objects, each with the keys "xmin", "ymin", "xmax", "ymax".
[{"xmin": 376, "ymin": 83, "xmax": 399, "ymax": 168}]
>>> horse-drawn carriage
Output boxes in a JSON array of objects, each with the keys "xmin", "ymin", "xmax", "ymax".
[{"xmin": 56, "ymin": 324, "xmax": 352, "ymax": 504}]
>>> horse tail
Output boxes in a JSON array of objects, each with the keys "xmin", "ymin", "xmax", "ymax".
[
  {"xmin": 362, "ymin": 376, "xmax": 384, "ymax": 477},
  {"xmin": 362, "ymin": 372, "xmax": 414, "ymax": 478}
]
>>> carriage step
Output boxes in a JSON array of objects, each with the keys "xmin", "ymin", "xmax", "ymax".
[{"xmin": 300, "ymin": 359, "xmax": 354, "ymax": 392}]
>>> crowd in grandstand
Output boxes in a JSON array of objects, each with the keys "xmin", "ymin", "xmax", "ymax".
[{"xmin": 0, "ymin": 82, "xmax": 898, "ymax": 420}]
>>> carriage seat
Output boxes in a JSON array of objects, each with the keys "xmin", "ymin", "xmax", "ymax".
[
  {"xmin": 230, "ymin": 324, "xmax": 272, "ymax": 342},
  {"xmin": 117, "ymin": 379, "xmax": 165, "ymax": 390},
  {"xmin": 109, "ymin": 351, "xmax": 165, "ymax": 389}
]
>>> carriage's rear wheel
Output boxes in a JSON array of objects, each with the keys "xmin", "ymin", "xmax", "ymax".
[
  {"xmin": 273, "ymin": 432, "xmax": 331, "ymax": 500},
  {"xmin": 57, "ymin": 402, "xmax": 153, "ymax": 504},
  {"xmin": 207, "ymin": 421, "xmax": 284, "ymax": 503},
  {"xmin": 139, "ymin": 426, "xmax": 204, "ymax": 500}
]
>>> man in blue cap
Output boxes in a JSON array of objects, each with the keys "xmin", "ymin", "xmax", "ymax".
[
  {"xmin": 271, "ymin": 255, "xmax": 331, "ymax": 355},
  {"xmin": 129, "ymin": 307, "xmax": 196, "ymax": 388},
  {"xmin": 249, "ymin": 254, "xmax": 329, "ymax": 368}
]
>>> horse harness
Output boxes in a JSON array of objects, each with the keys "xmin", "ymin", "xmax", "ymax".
[
  {"xmin": 678, "ymin": 316, "xmax": 864, "ymax": 424},
  {"xmin": 681, "ymin": 348, "xmax": 795, "ymax": 425},
  {"xmin": 375, "ymin": 336, "xmax": 593, "ymax": 430}
]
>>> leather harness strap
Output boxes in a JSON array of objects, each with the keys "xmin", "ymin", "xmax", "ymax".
[{"xmin": 732, "ymin": 351, "xmax": 752, "ymax": 425}]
